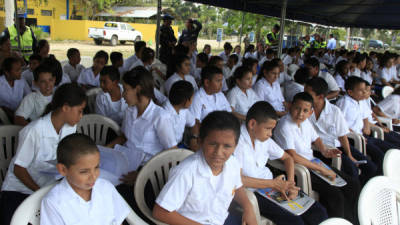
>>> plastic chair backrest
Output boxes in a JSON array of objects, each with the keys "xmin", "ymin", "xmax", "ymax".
[
  {"xmin": 319, "ymin": 217, "xmax": 353, "ymax": 225},
  {"xmin": 382, "ymin": 86, "xmax": 394, "ymax": 99},
  {"xmin": 0, "ymin": 108, "xmax": 11, "ymax": 125},
  {"xmin": 77, "ymin": 114, "xmax": 121, "ymax": 145},
  {"xmin": 358, "ymin": 176, "xmax": 400, "ymax": 225},
  {"xmin": 86, "ymin": 87, "xmax": 103, "ymax": 114},
  {"xmin": 0, "ymin": 125, "xmax": 22, "ymax": 186},
  {"xmin": 134, "ymin": 148, "xmax": 194, "ymax": 224},
  {"xmin": 383, "ymin": 149, "xmax": 400, "ymax": 181}
]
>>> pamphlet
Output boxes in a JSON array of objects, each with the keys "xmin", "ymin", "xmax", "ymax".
[{"xmin": 310, "ymin": 158, "xmax": 347, "ymax": 187}]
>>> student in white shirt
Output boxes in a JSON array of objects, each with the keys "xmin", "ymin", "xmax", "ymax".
[
  {"xmin": 194, "ymin": 52, "xmax": 208, "ymax": 83},
  {"xmin": 0, "ymin": 83, "xmax": 86, "ymax": 225},
  {"xmin": 273, "ymin": 58, "xmax": 292, "ymax": 85},
  {"xmin": 305, "ymin": 57, "xmax": 340, "ymax": 99},
  {"xmin": 121, "ymin": 41, "xmax": 146, "ymax": 75},
  {"xmin": 218, "ymin": 42, "xmax": 233, "ymax": 63},
  {"xmin": 305, "ymin": 77, "xmax": 377, "ymax": 185},
  {"xmin": 253, "ymin": 60, "xmax": 288, "ymax": 117},
  {"xmin": 258, "ymin": 48, "xmax": 275, "ymax": 67},
  {"xmin": 373, "ymin": 87, "xmax": 400, "ymax": 124},
  {"xmin": 274, "ymin": 92, "xmax": 361, "ymax": 223},
  {"xmin": 95, "ymin": 66, "xmax": 127, "ymax": 125},
  {"xmin": 110, "ymin": 51, "xmax": 124, "ymax": 76},
  {"xmin": 282, "ymin": 48, "xmax": 296, "ymax": 66},
  {"xmin": 233, "ymin": 45, "xmax": 242, "ymax": 62},
  {"xmin": 351, "ymin": 54, "xmax": 366, "ymax": 77},
  {"xmin": 361, "ymin": 57, "xmax": 374, "ymax": 85},
  {"xmin": 77, "ymin": 50, "xmax": 108, "ymax": 89},
  {"xmin": 164, "ymin": 54, "xmax": 198, "ymax": 95},
  {"xmin": 244, "ymin": 44, "xmax": 257, "ymax": 59},
  {"xmin": 0, "ymin": 57, "xmax": 31, "ymax": 121},
  {"xmin": 15, "ymin": 64, "xmax": 55, "ymax": 126},
  {"xmin": 128, "ymin": 47, "xmax": 156, "ymax": 72},
  {"xmin": 40, "ymin": 134, "xmax": 131, "ymax": 225},
  {"xmin": 242, "ymin": 57, "xmax": 259, "ymax": 85},
  {"xmin": 227, "ymin": 66, "xmax": 261, "ymax": 121},
  {"xmin": 189, "ymin": 66, "xmax": 232, "ymax": 122},
  {"xmin": 41, "ymin": 57, "xmax": 72, "ymax": 91},
  {"xmin": 334, "ymin": 60, "xmax": 349, "ymax": 94},
  {"xmin": 202, "ymin": 44, "xmax": 212, "ymax": 58},
  {"xmin": 63, "ymin": 48, "xmax": 85, "ymax": 82},
  {"xmin": 284, "ymin": 67, "xmax": 309, "ymax": 103},
  {"xmin": 236, "ymin": 101, "xmax": 328, "ymax": 225},
  {"xmin": 153, "ymin": 111, "xmax": 257, "ymax": 225},
  {"xmin": 21, "ymin": 54, "xmax": 41, "ymax": 87},
  {"xmin": 223, "ymin": 54, "xmax": 239, "ymax": 79},
  {"xmin": 208, "ymin": 56, "xmax": 229, "ymax": 92},
  {"xmin": 377, "ymin": 54, "xmax": 400, "ymax": 87}
]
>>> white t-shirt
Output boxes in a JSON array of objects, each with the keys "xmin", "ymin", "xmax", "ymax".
[
  {"xmin": 154, "ymin": 88, "xmax": 168, "ymax": 105},
  {"xmin": 15, "ymin": 91, "xmax": 52, "ymax": 121},
  {"xmin": 253, "ymin": 78, "xmax": 285, "ymax": 112},
  {"xmin": 21, "ymin": 69, "xmax": 34, "ymax": 87},
  {"xmin": 274, "ymin": 114, "xmax": 319, "ymax": 161},
  {"xmin": 218, "ymin": 51, "xmax": 229, "ymax": 63},
  {"xmin": 189, "ymin": 87, "xmax": 232, "ymax": 122},
  {"xmin": 0, "ymin": 75, "xmax": 31, "ymax": 111},
  {"xmin": 282, "ymin": 55, "xmax": 293, "ymax": 66},
  {"xmin": 377, "ymin": 67, "xmax": 393, "ymax": 85},
  {"xmin": 318, "ymin": 71, "xmax": 340, "ymax": 92},
  {"xmin": 377, "ymin": 94, "xmax": 400, "ymax": 119},
  {"xmin": 95, "ymin": 85, "xmax": 128, "ymax": 125},
  {"xmin": 1, "ymin": 113, "xmax": 76, "ymax": 194},
  {"xmin": 309, "ymin": 99, "xmax": 350, "ymax": 147},
  {"xmin": 63, "ymin": 63, "xmax": 85, "ymax": 82},
  {"xmin": 164, "ymin": 73, "xmax": 198, "ymax": 96},
  {"xmin": 121, "ymin": 100, "xmax": 177, "ymax": 163},
  {"xmin": 40, "ymin": 178, "xmax": 130, "ymax": 225},
  {"xmin": 351, "ymin": 68, "xmax": 362, "ymax": 77},
  {"xmin": 227, "ymin": 86, "xmax": 261, "ymax": 116},
  {"xmin": 163, "ymin": 100, "xmax": 196, "ymax": 144},
  {"xmin": 156, "ymin": 151, "xmax": 242, "ymax": 225},
  {"xmin": 284, "ymin": 81, "xmax": 304, "ymax": 103},
  {"xmin": 128, "ymin": 59, "xmax": 144, "ymax": 71},
  {"xmin": 335, "ymin": 74, "xmax": 346, "ymax": 91},
  {"xmin": 336, "ymin": 95, "xmax": 368, "ymax": 135},
  {"xmin": 361, "ymin": 98, "xmax": 377, "ymax": 124},
  {"xmin": 361, "ymin": 71, "xmax": 373, "ymax": 85},
  {"xmin": 122, "ymin": 54, "xmax": 138, "ymax": 74},
  {"xmin": 77, "ymin": 67, "xmax": 100, "ymax": 87}
]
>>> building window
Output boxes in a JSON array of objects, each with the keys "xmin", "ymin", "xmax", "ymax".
[
  {"xmin": 27, "ymin": 8, "xmax": 34, "ymax": 15},
  {"xmin": 41, "ymin": 10, "xmax": 52, "ymax": 16}
]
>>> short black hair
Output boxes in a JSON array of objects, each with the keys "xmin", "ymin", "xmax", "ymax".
[
  {"xmin": 29, "ymin": 54, "xmax": 42, "ymax": 63},
  {"xmin": 67, "ymin": 48, "xmax": 79, "ymax": 59},
  {"xmin": 93, "ymin": 50, "xmax": 109, "ymax": 64},
  {"xmin": 208, "ymin": 56, "xmax": 223, "ymax": 67},
  {"xmin": 33, "ymin": 64, "xmax": 55, "ymax": 81},
  {"xmin": 57, "ymin": 133, "xmax": 99, "ymax": 168},
  {"xmin": 233, "ymin": 66, "xmax": 252, "ymax": 81},
  {"xmin": 169, "ymin": 80, "xmax": 194, "ymax": 105},
  {"xmin": 246, "ymin": 101, "xmax": 278, "ymax": 126},
  {"xmin": 197, "ymin": 52, "xmax": 209, "ymax": 64},
  {"xmin": 100, "ymin": 65, "xmax": 120, "ymax": 82},
  {"xmin": 292, "ymin": 92, "xmax": 314, "ymax": 105},
  {"xmin": 273, "ymin": 24, "xmax": 280, "ymax": 30},
  {"xmin": 201, "ymin": 66, "xmax": 223, "ymax": 85},
  {"xmin": 223, "ymin": 42, "xmax": 233, "ymax": 51},
  {"xmin": 304, "ymin": 57, "xmax": 320, "ymax": 69},
  {"xmin": 200, "ymin": 111, "xmax": 240, "ymax": 144},
  {"xmin": 110, "ymin": 52, "xmax": 123, "ymax": 65},
  {"xmin": 1, "ymin": 57, "xmax": 20, "ymax": 73},
  {"xmin": 242, "ymin": 57, "xmax": 258, "ymax": 69},
  {"xmin": 305, "ymin": 77, "xmax": 328, "ymax": 96},
  {"xmin": 134, "ymin": 41, "xmax": 146, "ymax": 53},
  {"xmin": 345, "ymin": 76, "xmax": 366, "ymax": 91},
  {"xmin": 294, "ymin": 67, "xmax": 310, "ymax": 85},
  {"xmin": 228, "ymin": 54, "xmax": 239, "ymax": 64},
  {"xmin": 141, "ymin": 47, "xmax": 155, "ymax": 63},
  {"xmin": 266, "ymin": 48, "xmax": 275, "ymax": 56}
]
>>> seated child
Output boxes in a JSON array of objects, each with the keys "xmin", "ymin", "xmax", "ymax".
[
  {"xmin": 95, "ymin": 66, "xmax": 127, "ymax": 125},
  {"xmin": 63, "ymin": 48, "xmax": 85, "ymax": 82},
  {"xmin": 284, "ymin": 67, "xmax": 309, "ymax": 103},
  {"xmin": 77, "ymin": 50, "xmax": 108, "ymax": 89},
  {"xmin": 34, "ymin": 57, "xmax": 71, "ymax": 92},
  {"xmin": 0, "ymin": 83, "xmax": 86, "ymax": 225},
  {"xmin": 253, "ymin": 60, "xmax": 288, "ymax": 117},
  {"xmin": 274, "ymin": 92, "xmax": 361, "ymax": 223},
  {"xmin": 241, "ymin": 57, "xmax": 259, "ymax": 85},
  {"xmin": 235, "ymin": 101, "xmax": 328, "ymax": 225},
  {"xmin": 21, "ymin": 54, "xmax": 41, "ymax": 87},
  {"xmin": 40, "ymin": 133, "xmax": 131, "ymax": 225},
  {"xmin": 0, "ymin": 57, "xmax": 31, "ymax": 121},
  {"xmin": 223, "ymin": 54, "xmax": 239, "ymax": 79},
  {"xmin": 208, "ymin": 56, "xmax": 229, "ymax": 92},
  {"xmin": 164, "ymin": 54, "xmax": 198, "ymax": 95},
  {"xmin": 305, "ymin": 77, "xmax": 376, "ymax": 185},
  {"xmin": 218, "ymin": 42, "xmax": 233, "ymax": 63},
  {"xmin": 334, "ymin": 60, "xmax": 349, "ymax": 94},
  {"xmin": 153, "ymin": 111, "xmax": 257, "ymax": 225},
  {"xmin": 193, "ymin": 52, "xmax": 208, "ymax": 83},
  {"xmin": 305, "ymin": 57, "xmax": 340, "ymax": 99},
  {"xmin": 272, "ymin": 58, "xmax": 292, "ymax": 85},
  {"xmin": 128, "ymin": 47, "xmax": 155, "ymax": 72},
  {"xmin": 110, "ymin": 51, "xmax": 124, "ymax": 76},
  {"xmin": 258, "ymin": 48, "xmax": 275, "ymax": 67},
  {"xmin": 121, "ymin": 41, "xmax": 146, "ymax": 75},
  {"xmin": 15, "ymin": 64, "xmax": 56, "ymax": 126},
  {"xmin": 373, "ymin": 87, "xmax": 400, "ymax": 125}
]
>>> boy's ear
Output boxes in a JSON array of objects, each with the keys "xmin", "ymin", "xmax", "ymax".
[
  {"xmin": 56, "ymin": 163, "xmax": 68, "ymax": 176},
  {"xmin": 247, "ymin": 119, "xmax": 256, "ymax": 131}
]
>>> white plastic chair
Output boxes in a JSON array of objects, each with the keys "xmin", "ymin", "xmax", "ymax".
[
  {"xmin": 378, "ymin": 116, "xmax": 394, "ymax": 131},
  {"xmin": 382, "ymin": 86, "xmax": 395, "ymax": 99},
  {"xmin": 358, "ymin": 176, "xmax": 400, "ymax": 225},
  {"xmin": 0, "ymin": 125, "xmax": 22, "ymax": 186},
  {"xmin": 244, "ymin": 189, "xmax": 275, "ymax": 225},
  {"xmin": 383, "ymin": 149, "xmax": 400, "ymax": 182},
  {"xmin": 371, "ymin": 125, "xmax": 385, "ymax": 140},
  {"xmin": 347, "ymin": 132, "xmax": 367, "ymax": 155},
  {"xmin": 134, "ymin": 148, "xmax": 194, "ymax": 225},
  {"xmin": 0, "ymin": 107, "xmax": 11, "ymax": 124},
  {"xmin": 10, "ymin": 182, "xmax": 148, "ymax": 225},
  {"xmin": 77, "ymin": 114, "xmax": 121, "ymax": 146},
  {"xmin": 85, "ymin": 87, "xmax": 102, "ymax": 113},
  {"xmin": 319, "ymin": 217, "xmax": 353, "ymax": 225}
]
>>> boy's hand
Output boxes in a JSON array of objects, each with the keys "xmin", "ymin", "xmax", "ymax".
[
  {"xmin": 320, "ymin": 168, "xmax": 336, "ymax": 181},
  {"xmin": 393, "ymin": 118, "xmax": 400, "ymax": 124},
  {"xmin": 362, "ymin": 127, "xmax": 371, "ymax": 136},
  {"xmin": 321, "ymin": 148, "xmax": 342, "ymax": 158},
  {"xmin": 287, "ymin": 187, "xmax": 300, "ymax": 200},
  {"xmin": 241, "ymin": 207, "xmax": 258, "ymax": 225},
  {"xmin": 120, "ymin": 171, "xmax": 138, "ymax": 185},
  {"xmin": 273, "ymin": 175, "xmax": 295, "ymax": 200}
]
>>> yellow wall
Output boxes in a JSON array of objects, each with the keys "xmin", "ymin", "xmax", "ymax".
[{"xmin": 51, "ymin": 20, "xmax": 178, "ymax": 43}]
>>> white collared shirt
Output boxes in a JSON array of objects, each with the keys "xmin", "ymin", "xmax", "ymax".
[
  {"xmin": 253, "ymin": 78, "xmax": 285, "ymax": 111},
  {"xmin": 121, "ymin": 100, "xmax": 177, "ymax": 162},
  {"xmin": 15, "ymin": 91, "xmax": 52, "ymax": 121},
  {"xmin": 218, "ymin": 51, "xmax": 229, "ymax": 63},
  {"xmin": 361, "ymin": 98, "xmax": 377, "ymax": 124},
  {"xmin": 189, "ymin": 87, "xmax": 232, "ymax": 122},
  {"xmin": 361, "ymin": 71, "xmax": 373, "ymax": 85},
  {"xmin": 128, "ymin": 58, "xmax": 144, "ymax": 71},
  {"xmin": 282, "ymin": 55, "xmax": 293, "ymax": 65},
  {"xmin": 283, "ymin": 81, "xmax": 304, "ymax": 103},
  {"xmin": 234, "ymin": 125, "xmax": 284, "ymax": 182},
  {"xmin": 63, "ymin": 63, "xmax": 85, "ymax": 82},
  {"xmin": 227, "ymin": 86, "xmax": 261, "ymax": 116},
  {"xmin": 154, "ymin": 88, "xmax": 168, "ymax": 105},
  {"xmin": 0, "ymin": 75, "xmax": 31, "ymax": 111},
  {"xmin": 351, "ymin": 68, "xmax": 362, "ymax": 77},
  {"xmin": 335, "ymin": 74, "xmax": 346, "ymax": 91},
  {"xmin": 156, "ymin": 151, "xmax": 242, "ymax": 225},
  {"xmin": 77, "ymin": 67, "xmax": 100, "ymax": 87},
  {"xmin": 336, "ymin": 95, "xmax": 368, "ymax": 134},
  {"xmin": 32, "ymin": 73, "xmax": 71, "ymax": 92},
  {"xmin": 95, "ymin": 85, "xmax": 128, "ymax": 125},
  {"xmin": 21, "ymin": 68, "xmax": 34, "ymax": 87},
  {"xmin": 164, "ymin": 73, "xmax": 198, "ymax": 96},
  {"xmin": 377, "ymin": 67, "xmax": 393, "ymax": 85},
  {"xmin": 279, "ymin": 72, "xmax": 292, "ymax": 85},
  {"xmin": 377, "ymin": 94, "xmax": 400, "ymax": 119},
  {"xmin": 274, "ymin": 114, "xmax": 319, "ymax": 161},
  {"xmin": 40, "ymin": 178, "xmax": 130, "ymax": 225},
  {"xmin": 1, "ymin": 113, "xmax": 76, "ymax": 194},
  {"xmin": 309, "ymin": 99, "xmax": 350, "ymax": 147},
  {"xmin": 163, "ymin": 100, "xmax": 196, "ymax": 144},
  {"xmin": 122, "ymin": 54, "xmax": 138, "ymax": 74},
  {"xmin": 258, "ymin": 56, "xmax": 272, "ymax": 67},
  {"xmin": 318, "ymin": 71, "xmax": 340, "ymax": 92}
]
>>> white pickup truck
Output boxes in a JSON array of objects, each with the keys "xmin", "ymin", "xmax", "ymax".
[{"xmin": 88, "ymin": 22, "xmax": 143, "ymax": 46}]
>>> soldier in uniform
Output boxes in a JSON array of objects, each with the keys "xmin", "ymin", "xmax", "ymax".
[{"xmin": 159, "ymin": 14, "xmax": 177, "ymax": 64}]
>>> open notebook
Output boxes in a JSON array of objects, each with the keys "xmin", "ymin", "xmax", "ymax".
[{"xmin": 310, "ymin": 158, "xmax": 347, "ymax": 187}]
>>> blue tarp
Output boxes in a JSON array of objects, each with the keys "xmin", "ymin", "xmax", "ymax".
[{"xmin": 184, "ymin": 0, "xmax": 400, "ymax": 29}]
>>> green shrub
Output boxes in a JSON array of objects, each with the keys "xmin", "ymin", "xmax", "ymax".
[{"xmin": 30, "ymin": 26, "xmax": 50, "ymax": 40}]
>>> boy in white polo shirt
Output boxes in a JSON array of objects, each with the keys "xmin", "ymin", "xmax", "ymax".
[
  {"xmin": 63, "ymin": 48, "xmax": 85, "ymax": 82},
  {"xmin": 153, "ymin": 111, "xmax": 257, "ymax": 225},
  {"xmin": 235, "ymin": 101, "xmax": 328, "ymax": 225},
  {"xmin": 77, "ymin": 50, "xmax": 108, "ymax": 89},
  {"xmin": 15, "ymin": 64, "xmax": 55, "ymax": 126},
  {"xmin": 41, "ymin": 133, "xmax": 131, "ymax": 225},
  {"xmin": 274, "ymin": 92, "xmax": 361, "ymax": 224},
  {"xmin": 21, "ymin": 54, "xmax": 41, "ymax": 87}
]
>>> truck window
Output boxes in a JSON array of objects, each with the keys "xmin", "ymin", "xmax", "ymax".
[
  {"xmin": 105, "ymin": 23, "xmax": 118, "ymax": 28},
  {"xmin": 121, "ymin": 24, "xmax": 127, "ymax": 30}
]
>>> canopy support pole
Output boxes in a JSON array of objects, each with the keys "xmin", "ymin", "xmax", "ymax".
[
  {"xmin": 239, "ymin": 0, "xmax": 246, "ymax": 47},
  {"xmin": 278, "ymin": 0, "xmax": 287, "ymax": 58},
  {"xmin": 14, "ymin": 0, "xmax": 21, "ymax": 54},
  {"xmin": 345, "ymin": 27, "xmax": 350, "ymax": 49},
  {"xmin": 155, "ymin": 0, "xmax": 162, "ymax": 59},
  {"xmin": 5, "ymin": 0, "xmax": 14, "ymax": 27}
]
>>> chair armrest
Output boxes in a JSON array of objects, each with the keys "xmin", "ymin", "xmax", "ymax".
[
  {"xmin": 331, "ymin": 157, "xmax": 342, "ymax": 171},
  {"xmin": 378, "ymin": 116, "xmax": 393, "ymax": 131},
  {"xmin": 244, "ymin": 189, "xmax": 263, "ymax": 225},
  {"xmin": 347, "ymin": 132, "xmax": 367, "ymax": 155},
  {"xmin": 371, "ymin": 126, "xmax": 384, "ymax": 140}
]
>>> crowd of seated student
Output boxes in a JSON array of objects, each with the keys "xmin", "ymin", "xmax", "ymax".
[{"xmin": 2, "ymin": 33, "xmax": 400, "ymax": 225}]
